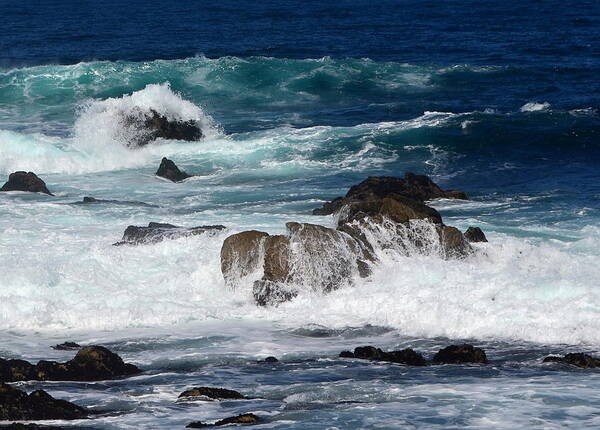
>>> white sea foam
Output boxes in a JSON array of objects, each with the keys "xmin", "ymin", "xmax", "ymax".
[{"xmin": 520, "ymin": 101, "xmax": 551, "ymax": 112}]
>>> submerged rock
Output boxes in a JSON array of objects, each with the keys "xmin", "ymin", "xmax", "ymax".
[
  {"xmin": 178, "ymin": 387, "xmax": 245, "ymax": 400},
  {"xmin": 313, "ymin": 173, "xmax": 467, "ymax": 215},
  {"xmin": 0, "ymin": 346, "xmax": 140, "ymax": 382},
  {"xmin": 114, "ymin": 222, "xmax": 225, "ymax": 245},
  {"xmin": 543, "ymin": 353, "xmax": 600, "ymax": 368},
  {"xmin": 259, "ymin": 356, "xmax": 279, "ymax": 363},
  {"xmin": 155, "ymin": 157, "xmax": 192, "ymax": 182},
  {"xmin": 0, "ymin": 172, "xmax": 53, "ymax": 196},
  {"xmin": 125, "ymin": 109, "xmax": 203, "ymax": 147},
  {"xmin": 186, "ymin": 413, "xmax": 260, "ymax": 428},
  {"xmin": 51, "ymin": 342, "xmax": 81, "ymax": 351},
  {"xmin": 76, "ymin": 196, "xmax": 158, "ymax": 208},
  {"xmin": 432, "ymin": 344, "xmax": 488, "ymax": 364},
  {"xmin": 340, "ymin": 346, "xmax": 427, "ymax": 366},
  {"xmin": 0, "ymin": 383, "xmax": 87, "ymax": 421},
  {"xmin": 464, "ymin": 226, "xmax": 488, "ymax": 243}
]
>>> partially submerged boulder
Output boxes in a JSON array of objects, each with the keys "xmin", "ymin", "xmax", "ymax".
[
  {"xmin": 339, "ymin": 346, "xmax": 427, "ymax": 366},
  {"xmin": 0, "ymin": 346, "xmax": 140, "ymax": 382},
  {"xmin": 76, "ymin": 196, "xmax": 158, "ymax": 208},
  {"xmin": 114, "ymin": 222, "xmax": 225, "ymax": 245},
  {"xmin": 0, "ymin": 172, "xmax": 53, "ymax": 196},
  {"xmin": 543, "ymin": 353, "xmax": 600, "ymax": 368},
  {"xmin": 51, "ymin": 342, "xmax": 81, "ymax": 351},
  {"xmin": 125, "ymin": 109, "xmax": 203, "ymax": 147},
  {"xmin": 464, "ymin": 226, "xmax": 488, "ymax": 243},
  {"xmin": 432, "ymin": 344, "xmax": 488, "ymax": 364},
  {"xmin": 187, "ymin": 413, "xmax": 259, "ymax": 428},
  {"xmin": 0, "ymin": 383, "xmax": 87, "ymax": 421},
  {"xmin": 156, "ymin": 157, "xmax": 191, "ymax": 182},
  {"xmin": 178, "ymin": 387, "xmax": 245, "ymax": 401}
]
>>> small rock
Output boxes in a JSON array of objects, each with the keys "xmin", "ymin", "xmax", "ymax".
[
  {"xmin": 339, "ymin": 351, "xmax": 355, "ymax": 358},
  {"xmin": 186, "ymin": 413, "xmax": 260, "ymax": 428},
  {"xmin": 464, "ymin": 227, "xmax": 488, "ymax": 242},
  {"xmin": 178, "ymin": 387, "xmax": 245, "ymax": 401},
  {"xmin": 259, "ymin": 356, "xmax": 279, "ymax": 363},
  {"xmin": 0, "ymin": 172, "xmax": 53, "ymax": 196},
  {"xmin": 77, "ymin": 196, "xmax": 158, "ymax": 207},
  {"xmin": 114, "ymin": 222, "xmax": 225, "ymax": 245},
  {"xmin": 342, "ymin": 346, "xmax": 427, "ymax": 366},
  {"xmin": 156, "ymin": 157, "xmax": 192, "ymax": 182},
  {"xmin": 543, "ymin": 353, "xmax": 600, "ymax": 368},
  {"xmin": 432, "ymin": 344, "xmax": 488, "ymax": 364},
  {"xmin": 0, "ymin": 383, "xmax": 87, "ymax": 421},
  {"xmin": 51, "ymin": 342, "xmax": 81, "ymax": 351}
]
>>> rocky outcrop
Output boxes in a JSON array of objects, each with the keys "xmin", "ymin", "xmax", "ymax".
[
  {"xmin": 0, "ymin": 346, "xmax": 140, "ymax": 382},
  {"xmin": 51, "ymin": 342, "xmax": 81, "ymax": 351},
  {"xmin": 125, "ymin": 109, "xmax": 203, "ymax": 147},
  {"xmin": 0, "ymin": 384, "xmax": 87, "ymax": 421},
  {"xmin": 543, "ymin": 353, "xmax": 600, "ymax": 368},
  {"xmin": 339, "ymin": 346, "xmax": 427, "ymax": 366},
  {"xmin": 432, "ymin": 344, "xmax": 488, "ymax": 364},
  {"xmin": 0, "ymin": 172, "xmax": 53, "ymax": 196},
  {"xmin": 313, "ymin": 173, "xmax": 467, "ymax": 215},
  {"xmin": 114, "ymin": 222, "xmax": 225, "ymax": 245},
  {"xmin": 221, "ymin": 230, "xmax": 270, "ymax": 287},
  {"xmin": 187, "ymin": 414, "xmax": 259, "ymax": 428},
  {"xmin": 156, "ymin": 157, "xmax": 191, "ymax": 182},
  {"xmin": 464, "ymin": 226, "xmax": 488, "ymax": 242},
  {"xmin": 178, "ymin": 387, "xmax": 245, "ymax": 401}
]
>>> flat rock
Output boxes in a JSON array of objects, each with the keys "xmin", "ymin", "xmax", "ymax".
[
  {"xmin": 156, "ymin": 157, "xmax": 191, "ymax": 182},
  {"xmin": 114, "ymin": 222, "xmax": 225, "ymax": 245},
  {"xmin": 178, "ymin": 387, "xmax": 245, "ymax": 400},
  {"xmin": 0, "ymin": 172, "xmax": 53, "ymax": 196},
  {"xmin": 0, "ymin": 383, "xmax": 87, "ymax": 421},
  {"xmin": 186, "ymin": 413, "xmax": 260, "ymax": 428},
  {"xmin": 432, "ymin": 344, "xmax": 488, "ymax": 364}
]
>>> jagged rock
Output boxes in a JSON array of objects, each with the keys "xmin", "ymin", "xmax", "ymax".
[
  {"xmin": 114, "ymin": 222, "xmax": 225, "ymax": 245},
  {"xmin": 51, "ymin": 342, "xmax": 80, "ymax": 351},
  {"xmin": 0, "ymin": 383, "xmax": 87, "ymax": 421},
  {"xmin": 432, "ymin": 344, "xmax": 488, "ymax": 364},
  {"xmin": 252, "ymin": 280, "xmax": 298, "ymax": 307},
  {"xmin": 313, "ymin": 173, "xmax": 467, "ymax": 215},
  {"xmin": 186, "ymin": 413, "xmax": 260, "ymax": 428},
  {"xmin": 155, "ymin": 157, "xmax": 191, "ymax": 182},
  {"xmin": 125, "ymin": 109, "xmax": 203, "ymax": 147},
  {"xmin": 221, "ymin": 230, "xmax": 270, "ymax": 286},
  {"xmin": 76, "ymin": 196, "xmax": 158, "ymax": 207},
  {"xmin": 178, "ymin": 387, "xmax": 245, "ymax": 401},
  {"xmin": 464, "ymin": 226, "xmax": 488, "ymax": 242},
  {"xmin": 0, "ymin": 346, "xmax": 140, "ymax": 382},
  {"xmin": 340, "ymin": 346, "xmax": 427, "ymax": 366},
  {"xmin": 0, "ymin": 172, "xmax": 53, "ymax": 196},
  {"xmin": 543, "ymin": 353, "xmax": 600, "ymax": 368}
]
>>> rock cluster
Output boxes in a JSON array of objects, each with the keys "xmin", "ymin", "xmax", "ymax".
[
  {"xmin": 543, "ymin": 353, "xmax": 600, "ymax": 368},
  {"xmin": 0, "ymin": 172, "xmax": 53, "ymax": 196},
  {"xmin": 0, "ymin": 384, "xmax": 87, "ymax": 421},
  {"xmin": 114, "ymin": 222, "xmax": 226, "ymax": 245},
  {"xmin": 341, "ymin": 344, "xmax": 488, "ymax": 366}
]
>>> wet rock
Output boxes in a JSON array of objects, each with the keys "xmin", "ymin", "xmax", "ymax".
[
  {"xmin": 178, "ymin": 387, "xmax": 245, "ymax": 400},
  {"xmin": 0, "ymin": 424, "xmax": 69, "ymax": 429},
  {"xmin": 125, "ymin": 109, "xmax": 203, "ymax": 147},
  {"xmin": 340, "ymin": 346, "xmax": 427, "ymax": 366},
  {"xmin": 221, "ymin": 230, "xmax": 270, "ymax": 286},
  {"xmin": 543, "ymin": 353, "xmax": 600, "ymax": 368},
  {"xmin": 439, "ymin": 226, "xmax": 473, "ymax": 258},
  {"xmin": 0, "ymin": 172, "xmax": 53, "ymax": 196},
  {"xmin": 114, "ymin": 222, "xmax": 225, "ymax": 245},
  {"xmin": 337, "ymin": 196, "xmax": 443, "ymax": 226},
  {"xmin": 432, "ymin": 344, "xmax": 488, "ymax": 364},
  {"xmin": 0, "ymin": 383, "xmax": 87, "ymax": 421},
  {"xmin": 51, "ymin": 342, "xmax": 81, "ymax": 351},
  {"xmin": 76, "ymin": 196, "xmax": 158, "ymax": 207},
  {"xmin": 186, "ymin": 413, "xmax": 260, "ymax": 428},
  {"xmin": 262, "ymin": 356, "xmax": 279, "ymax": 363},
  {"xmin": 1, "ymin": 346, "xmax": 140, "ymax": 382},
  {"xmin": 155, "ymin": 157, "xmax": 191, "ymax": 182},
  {"xmin": 464, "ymin": 226, "xmax": 488, "ymax": 243},
  {"xmin": 313, "ymin": 173, "xmax": 467, "ymax": 215},
  {"xmin": 252, "ymin": 280, "xmax": 298, "ymax": 307}
]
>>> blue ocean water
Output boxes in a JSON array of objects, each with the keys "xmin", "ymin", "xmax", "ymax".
[{"xmin": 1, "ymin": 1, "xmax": 600, "ymax": 428}]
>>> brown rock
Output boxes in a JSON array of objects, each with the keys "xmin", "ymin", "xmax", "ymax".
[
  {"xmin": 0, "ymin": 172, "xmax": 53, "ymax": 196},
  {"xmin": 178, "ymin": 387, "xmax": 245, "ymax": 400},
  {"xmin": 464, "ymin": 226, "xmax": 488, "ymax": 242},
  {"xmin": 221, "ymin": 230, "xmax": 269, "ymax": 286}
]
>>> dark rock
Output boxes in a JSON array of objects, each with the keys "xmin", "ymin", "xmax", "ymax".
[
  {"xmin": 252, "ymin": 280, "xmax": 298, "ymax": 307},
  {"xmin": 343, "ymin": 346, "xmax": 427, "ymax": 366},
  {"xmin": 125, "ymin": 108, "xmax": 203, "ymax": 147},
  {"xmin": 178, "ymin": 387, "xmax": 245, "ymax": 400},
  {"xmin": 155, "ymin": 157, "xmax": 191, "ymax": 182},
  {"xmin": 114, "ymin": 222, "xmax": 225, "ymax": 245},
  {"xmin": 0, "ymin": 383, "xmax": 87, "ymax": 421},
  {"xmin": 464, "ymin": 227, "xmax": 488, "ymax": 243},
  {"xmin": 186, "ymin": 413, "xmax": 260, "ymax": 428},
  {"xmin": 313, "ymin": 173, "xmax": 467, "ymax": 215},
  {"xmin": 439, "ymin": 226, "xmax": 473, "ymax": 258},
  {"xmin": 0, "ymin": 424, "xmax": 70, "ymax": 429},
  {"xmin": 337, "ymin": 196, "xmax": 443, "ymax": 226},
  {"xmin": 221, "ymin": 230, "xmax": 270, "ymax": 286},
  {"xmin": 543, "ymin": 353, "xmax": 600, "ymax": 368},
  {"xmin": 51, "ymin": 342, "xmax": 81, "ymax": 351},
  {"xmin": 76, "ymin": 196, "xmax": 158, "ymax": 208},
  {"xmin": 0, "ymin": 172, "xmax": 53, "ymax": 196},
  {"xmin": 263, "ymin": 356, "xmax": 279, "ymax": 363},
  {"xmin": 1, "ymin": 346, "xmax": 140, "ymax": 382},
  {"xmin": 432, "ymin": 344, "xmax": 488, "ymax": 364}
]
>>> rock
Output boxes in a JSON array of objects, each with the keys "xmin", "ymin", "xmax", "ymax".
[
  {"xmin": 125, "ymin": 108, "xmax": 203, "ymax": 147},
  {"xmin": 186, "ymin": 413, "xmax": 260, "ymax": 428},
  {"xmin": 51, "ymin": 342, "xmax": 81, "ymax": 351},
  {"xmin": 0, "ymin": 172, "xmax": 53, "ymax": 196},
  {"xmin": 341, "ymin": 346, "xmax": 427, "ymax": 366},
  {"xmin": 0, "ymin": 383, "xmax": 87, "ymax": 421},
  {"xmin": 221, "ymin": 230, "xmax": 270, "ymax": 287},
  {"xmin": 0, "ymin": 424, "xmax": 69, "ymax": 429},
  {"xmin": 439, "ymin": 226, "xmax": 473, "ymax": 258},
  {"xmin": 0, "ymin": 346, "xmax": 140, "ymax": 382},
  {"xmin": 464, "ymin": 226, "xmax": 488, "ymax": 242},
  {"xmin": 263, "ymin": 356, "xmax": 279, "ymax": 363},
  {"xmin": 155, "ymin": 157, "xmax": 191, "ymax": 182},
  {"xmin": 313, "ymin": 173, "xmax": 467, "ymax": 215},
  {"xmin": 114, "ymin": 222, "xmax": 225, "ymax": 245},
  {"xmin": 543, "ymin": 353, "xmax": 600, "ymax": 368},
  {"xmin": 178, "ymin": 387, "xmax": 245, "ymax": 400},
  {"xmin": 337, "ymin": 196, "xmax": 443, "ymax": 226},
  {"xmin": 432, "ymin": 344, "xmax": 488, "ymax": 364},
  {"xmin": 261, "ymin": 235, "xmax": 291, "ymax": 282},
  {"xmin": 252, "ymin": 280, "xmax": 298, "ymax": 307},
  {"xmin": 76, "ymin": 196, "xmax": 158, "ymax": 207}
]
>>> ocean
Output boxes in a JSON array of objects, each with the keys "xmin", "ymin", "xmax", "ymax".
[{"xmin": 1, "ymin": 0, "xmax": 600, "ymax": 428}]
